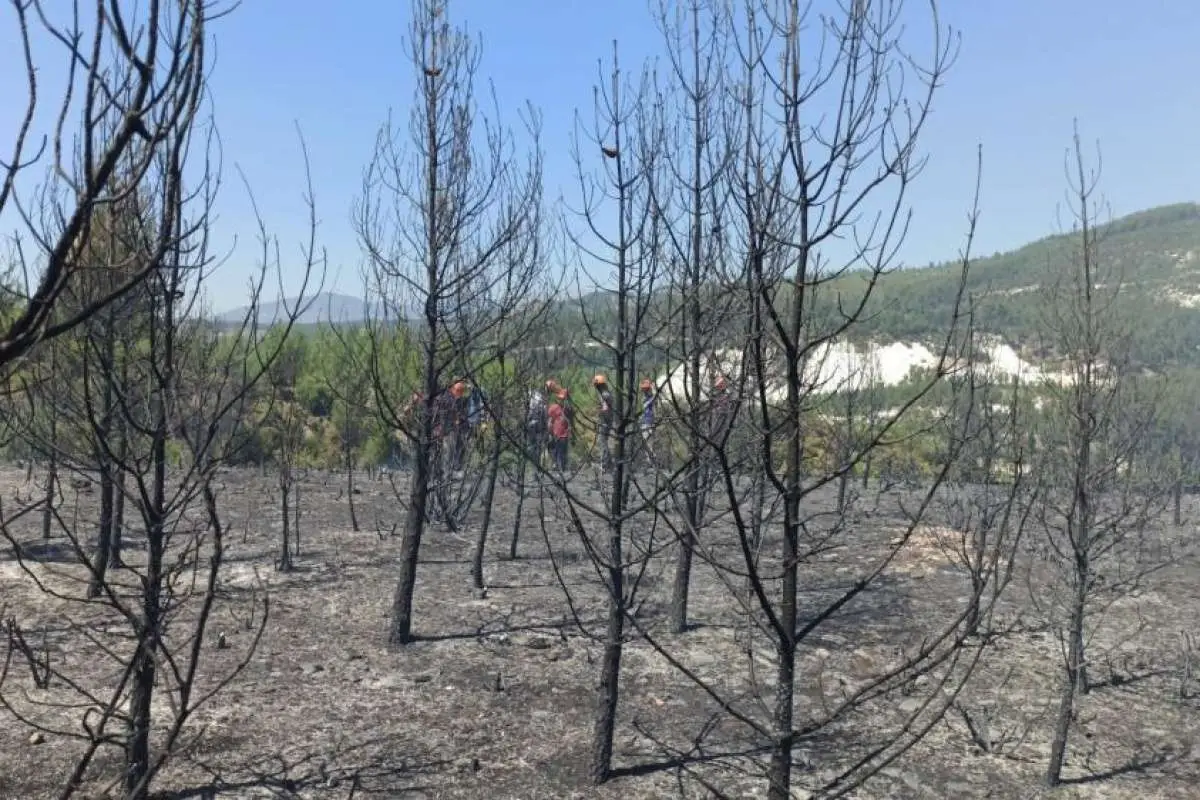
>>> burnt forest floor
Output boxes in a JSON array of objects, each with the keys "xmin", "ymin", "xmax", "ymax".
[{"xmin": 1, "ymin": 463, "xmax": 1199, "ymax": 799}]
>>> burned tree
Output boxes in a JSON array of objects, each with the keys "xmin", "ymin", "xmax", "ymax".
[
  {"xmin": 0, "ymin": 0, "xmax": 211, "ymax": 366},
  {"xmin": 259, "ymin": 328, "xmax": 311, "ymax": 571},
  {"xmin": 556, "ymin": 41, "xmax": 669, "ymax": 784},
  {"xmin": 650, "ymin": 0, "xmax": 742, "ymax": 634},
  {"xmin": 469, "ymin": 236, "xmax": 554, "ymax": 590},
  {"xmin": 0, "ymin": 101, "xmax": 320, "ymax": 800},
  {"xmin": 632, "ymin": 2, "xmax": 1014, "ymax": 796},
  {"xmin": 1033, "ymin": 125, "xmax": 1171, "ymax": 787},
  {"xmin": 355, "ymin": 0, "xmax": 543, "ymax": 645},
  {"xmin": 322, "ymin": 322, "xmax": 375, "ymax": 532}
]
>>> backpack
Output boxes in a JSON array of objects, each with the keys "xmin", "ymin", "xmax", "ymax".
[
  {"xmin": 468, "ymin": 387, "xmax": 487, "ymax": 425},
  {"xmin": 526, "ymin": 390, "xmax": 547, "ymax": 431}
]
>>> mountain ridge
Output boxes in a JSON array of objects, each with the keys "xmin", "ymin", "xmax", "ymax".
[{"xmin": 214, "ymin": 203, "xmax": 1200, "ymax": 368}]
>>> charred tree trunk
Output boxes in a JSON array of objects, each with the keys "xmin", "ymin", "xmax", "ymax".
[
  {"xmin": 837, "ymin": 460, "xmax": 849, "ymax": 514},
  {"xmin": 126, "ymin": 278, "xmax": 173, "ymax": 800},
  {"xmin": 90, "ymin": 470, "xmax": 114, "ymax": 598},
  {"xmin": 768, "ymin": 363, "xmax": 801, "ymax": 800},
  {"xmin": 111, "ymin": 412, "xmax": 127, "ymax": 567},
  {"xmin": 42, "ymin": 347, "xmax": 59, "ymax": 541},
  {"xmin": 347, "ymin": 450, "xmax": 360, "ymax": 531},
  {"xmin": 472, "ymin": 385, "xmax": 505, "ymax": 590},
  {"xmin": 1173, "ymin": 472, "xmax": 1182, "ymax": 527},
  {"xmin": 1046, "ymin": 566, "xmax": 1089, "ymax": 784},
  {"xmin": 390, "ymin": 309, "xmax": 438, "ymax": 644},
  {"xmin": 592, "ymin": 511, "xmax": 626, "ymax": 783},
  {"xmin": 293, "ymin": 479, "xmax": 302, "ymax": 556},
  {"xmin": 1047, "ymin": 434, "xmax": 1093, "ymax": 787},
  {"xmin": 670, "ymin": 470, "xmax": 699, "ymax": 633},
  {"xmin": 278, "ymin": 477, "xmax": 293, "ymax": 572},
  {"xmin": 392, "ymin": 409, "xmax": 431, "ymax": 644},
  {"xmin": 90, "ymin": 321, "xmax": 118, "ymax": 598},
  {"xmin": 127, "ymin": 487, "xmax": 163, "ymax": 799},
  {"xmin": 508, "ymin": 453, "xmax": 526, "ymax": 560}
]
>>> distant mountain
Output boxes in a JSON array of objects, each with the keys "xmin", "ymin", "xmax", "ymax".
[
  {"xmin": 214, "ymin": 292, "xmax": 386, "ymax": 328},
  {"xmin": 218, "ymin": 204, "xmax": 1200, "ymax": 376}
]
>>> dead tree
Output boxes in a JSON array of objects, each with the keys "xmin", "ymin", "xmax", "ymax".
[
  {"xmin": 323, "ymin": 323, "xmax": 374, "ymax": 532},
  {"xmin": 664, "ymin": 3, "xmax": 1003, "ymax": 796},
  {"xmin": 1034, "ymin": 124, "xmax": 1170, "ymax": 787},
  {"xmin": 259, "ymin": 331, "xmax": 310, "ymax": 571},
  {"xmin": 467, "ymin": 170, "xmax": 552, "ymax": 590},
  {"xmin": 0, "ymin": 0, "xmax": 211, "ymax": 366},
  {"xmin": 0, "ymin": 108, "xmax": 320, "ymax": 800},
  {"xmin": 354, "ymin": 0, "xmax": 544, "ymax": 645},
  {"xmin": 47, "ymin": 188, "xmax": 158, "ymax": 596},
  {"xmin": 555, "ymin": 40, "xmax": 669, "ymax": 784},
  {"xmin": 650, "ymin": 0, "xmax": 742, "ymax": 634},
  {"xmin": 933, "ymin": 320, "xmax": 1035, "ymax": 637}
]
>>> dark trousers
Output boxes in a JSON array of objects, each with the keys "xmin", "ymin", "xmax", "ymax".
[{"xmin": 550, "ymin": 438, "xmax": 569, "ymax": 471}]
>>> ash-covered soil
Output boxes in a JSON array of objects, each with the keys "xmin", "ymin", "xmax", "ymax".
[{"xmin": 1, "ymin": 465, "xmax": 1199, "ymax": 799}]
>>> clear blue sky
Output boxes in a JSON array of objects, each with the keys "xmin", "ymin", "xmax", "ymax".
[{"xmin": 3, "ymin": 0, "xmax": 1199, "ymax": 312}]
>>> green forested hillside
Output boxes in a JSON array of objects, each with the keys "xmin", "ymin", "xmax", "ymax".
[
  {"xmin": 532, "ymin": 203, "xmax": 1200, "ymax": 370},
  {"xmin": 850, "ymin": 202, "xmax": 1200, "ymax": 365}
]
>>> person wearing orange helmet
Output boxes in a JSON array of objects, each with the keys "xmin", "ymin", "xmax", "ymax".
[
  {"xmin": 638, "ymin": 377, "xmax": 657, "ymax": 455},
  {"xmin": 639, "ymin": 378, "xmax": 655, "ymax": 433},
  {"xmin": 593, "ymin": 374, "xmax": 614, "ymax": 470},
  {"xmin": 557, "ymin": 385, "xmax": 576, "ymax": 435},
  {"xmin": 433, "ymin": 379, "xmax": 471, "ymax": 473},
  {"xmin": 547, "ymin": 389, "xmax": 572, "ymax": 471}
]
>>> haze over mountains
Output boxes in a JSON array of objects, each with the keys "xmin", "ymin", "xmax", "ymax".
[{"xmin": 215, "ymin": 292, "xmax": 384, "ymax": 327}]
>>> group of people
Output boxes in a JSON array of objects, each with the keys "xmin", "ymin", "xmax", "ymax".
[
  {"xmin": 396, "ymin": 369, "xmax": 736, "ymax": 477},
  {"xmin": 525, "ymin": 371, "xmax": 734, "ymax": 473},
  {"xmin": 400, "ymin": 380, "xmax": 488, "ymax": 475}
]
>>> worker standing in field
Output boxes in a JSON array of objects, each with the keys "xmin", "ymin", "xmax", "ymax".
[
  {"xmin": 467, "ymin": 381, "xmax": 488, "ymax": 433},
  {"xmin": 640, "ymin": 378, "xmax": 657, "ymax": 468},
  {"xmin": 432, "ymin": 381, "xmax": 470, "ymax": 474},
  {"xmin": 548, "ymin": 389, "xmax": 571, "ymax": 472},
  {"xmin": 451, "ymin": 380, "xmax": 475, "ymax": 472},
  {"xmin": 593, "ymin": 374, "xmax": 614, "ymax": 470},
  {"xmin": 558, "ymin": 386, "xmax": 576, "ymax": 441},
  {"xmin": 639, "ymin": 378, "xmax": 655, "ymax": 439},
  {"xmin": 525, "ymin": 383, "xmax": 549, "ymax": 466}
]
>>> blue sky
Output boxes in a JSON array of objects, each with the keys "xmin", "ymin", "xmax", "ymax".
[{"xmin": 2, "ymin": 0, "xmax": 1199, "ymax": 312}]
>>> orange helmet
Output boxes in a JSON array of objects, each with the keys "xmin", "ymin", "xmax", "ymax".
[
  {"xmin": 592, "ymin": 374, "xmax": 607, "ymax": 386},
  {"xmin": 451, "ymin": 381, "xmax": 467, "ymax": 398},
  {"xmin": 640, "ymin": 378, "xmax": 652, "ymax": 392},
  {"xmin": 714, "ymin": 375, "xmax": 728, "ymax": 390}
]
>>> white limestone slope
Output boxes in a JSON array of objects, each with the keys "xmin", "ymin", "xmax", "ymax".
[{"xmin": 655, "ymin": 336, "xmax": 1055, "ymax": 405}]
